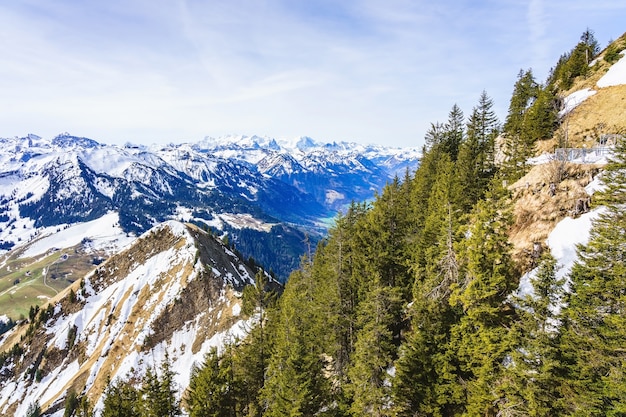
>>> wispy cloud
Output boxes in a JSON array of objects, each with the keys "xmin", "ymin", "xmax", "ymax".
[{"xmin": 1, "ymin": 0, "xmax": 625, "ymax": 146}]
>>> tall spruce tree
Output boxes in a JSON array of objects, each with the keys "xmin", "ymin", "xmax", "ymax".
[
  {"xmin": 506, "ymin": 254, "xmax": 566, "ymax": 416},
  {"xmin": 457, "ymin": 91, "xmax": 500, "ymax": 211},
  {"xmin": 140, "ymin": 358, "xmax": 181, "ymax": 417},
  {"xmin": 394, "ymin": 198, "xmax": 464, "ymax": 416},
  {"xmin": 502, "ymin": 69, "xmax": 539, "ymax": 180},
  {"xmin": 261, "ymin": 264, "xmax": 335, "ymax": 416},
  {"xmin": 348, "ymin": 275, "xmax": 402, "ymax": 417},
  {"xmin": 102, "ymin": 377, "xmax": 140, "ymax": 417},
  {"xmin": 448, "ymin": 180, "xmax": 517, "ymax": 415},
  {"xmin": 186, "ymin": 347, "xmax": 236, "ymax": 417},
  {"xmin": 442, "ymin": 104, "xmax": 465, "ymax": 161},
  {"xmin": 559, "ymin": 138, "xmax": 626, "ymax": 415}
]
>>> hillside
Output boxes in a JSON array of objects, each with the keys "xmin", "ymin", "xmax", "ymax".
[
  {"xmin": 538, "ymin": 31, "xmax": 626, "ymax": 151},
  {"xmin": 0, "ymin": 221, "xmax": 268, "ymax": 416},
  {"xmin": 510, "ymin": 31, "xmax": 626, "ymax": 269}
]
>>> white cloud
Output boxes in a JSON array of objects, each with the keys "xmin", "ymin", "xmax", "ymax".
[{"xmin": 1, "ymin": 1, "xmax": 625, "ymax": 147}]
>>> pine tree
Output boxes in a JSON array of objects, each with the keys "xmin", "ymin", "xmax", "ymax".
[
  {"xmin": 424, "ymin": 122, "xmax": 446, "ymax": 152},
  {"xmin": 559, "ymin": 139, "xmax": 626, "ymax": 415},
  {"xmin": 348, "ymin": 276, "xmax": 402, "ymax": 416},
  {"xmin": 507, "ymin": 254, "xmax": 566, "ymax": 416},
  {"xmin": 101, "ymin": 377, "xmax": 140, "ymax": 417},
  {"xmin": 448, "ymin": 180, "xmax": 517, "ymax": 415},
  {"xmin": 262, "ymin": 266, "xmax": 334, "ymax": 416},
  {"xmin": 394, "ymin": 154, "xmax": 466, "ymax": 416},
  {"xmin": 456, "ymin": 91, "xmax": 500, "ymax": 211},
  {"xmin": 25, "ymin": 402, "xmax": 42, "ymax": 417},
  {"xmin": 580, "ymin": 28, "xmax": 600, "ymax": 65},
  {"xmin": 393, "ymin": 205, "xmax": 464, "ymax": 417},
  {"xmin": 186, "ymin": 347, "xmax": 235, "ymax": 417},
  {"xmin": 502, "ymin": 69, "xmax": 539, "ymax": 180},
  {"xmin": 442, "ymin": 104, "xmax": 465, "ymax": 161},
  {"xmin": 359, "ymin": 176, "xmax": 413, "ymax": 295}
]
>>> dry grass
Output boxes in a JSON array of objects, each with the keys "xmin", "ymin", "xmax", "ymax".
[
  {"xmin": 508, "ymin": 161, "xmax": 602, "ymax": 270},
  {"xmin": 534, "ymin": 34, "xmax": 626, "ymax": 153},
  {"xmin": 561, "ymin": 85, "xmax": 626, "ymax": 147}
]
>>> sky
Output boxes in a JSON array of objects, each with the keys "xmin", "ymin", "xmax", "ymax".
[{"xmin": 1, "ymin": 1, "xmax": 625, "ymax": 148}]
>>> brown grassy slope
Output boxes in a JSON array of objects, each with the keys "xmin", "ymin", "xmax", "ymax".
[
  {"xmin": 508, "ymin": 161, "xmax": 603, "ymax": 271},
  {"xmin": 536, "ymin": 32, "xmax": 626, "ymax": 153}
]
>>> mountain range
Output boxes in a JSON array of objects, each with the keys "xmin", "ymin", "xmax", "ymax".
[{"xmin": 0, "ymin": 133, "xmax": 420, "ymax": 281}]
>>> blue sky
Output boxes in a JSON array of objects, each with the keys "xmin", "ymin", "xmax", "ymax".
[{"xmin": 1, "ymin": 0, "xmax": 625, "ymax": 148}]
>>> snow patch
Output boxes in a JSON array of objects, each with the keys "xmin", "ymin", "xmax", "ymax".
[
  {"xmin": 218, "ymin": 213, "xmax": 276, "ymax": 232},
  {"xmin": 559, "ymin": 88, "xmax": 596, "ymax": 117},
  {"xmin": 547, "ymin": 207, "xmax": 605, "ymax": 288},
  {"xmin": 22, "ymin": 212, "xmax": 134, "ymax": 258},
  {"xmin": 597, "ymin": 52, "xmax": 626, "ymax": 87}
]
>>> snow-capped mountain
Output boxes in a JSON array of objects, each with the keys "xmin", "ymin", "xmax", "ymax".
[
  {"xmin": 193, "ymin": 134, "xmax": 420, "ymax": 209},
  {"xmin": 0, "ymin": 133, "xmax": 420, "ymax": 279},
  {"xmin": 0, "ymin": 221, "xmax": 269, "ymax": 416}
]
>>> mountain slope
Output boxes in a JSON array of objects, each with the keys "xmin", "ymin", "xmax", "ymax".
[{"xmin": 0, "ymin": 221, "xmax": 265, "ymax": 416}]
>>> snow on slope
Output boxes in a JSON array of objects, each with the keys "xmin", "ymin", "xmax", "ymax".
[
  {"xmin": 597, "ymin": 52, "xmax": 626, "ymax": 87},
  {"xmin": 21, "ymin": 212, "xmax": 134, "ymax": 258},
  {"xmin": 559, "ymin": 88, "xmax": 597, "ymax": 117},
  {"xmin": 516, "ymin": 208, "xmax": 603, "ymax": 299},
  {"xmin": 546, "ymin": 208, "xmax": 605, "ymax": 288},
  {"xmin": 1, "ymin": 221, "xmax": 256, "ymax": 416}
]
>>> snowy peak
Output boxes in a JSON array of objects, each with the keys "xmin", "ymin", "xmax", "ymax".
[
  {"xmin": 0, "ymin": 221, "xmax": 265, "ymax": 416},
  {"xmin": 51, "ymin": 133, "xmax": 101, "ymax": 149},
  {"xmin": 0, "ymin": 131, "xmax": 418, "ymax": 278},
  {"xmin": 257, "ymin": 152, "xmax": 305, "ymax": 176}
]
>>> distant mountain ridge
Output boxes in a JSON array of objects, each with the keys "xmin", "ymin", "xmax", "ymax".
[{"xmin": 0, "ymin": 133, "xmax": 420, "ymax": 280}]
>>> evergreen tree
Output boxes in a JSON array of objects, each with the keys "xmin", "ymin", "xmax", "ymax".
[
  {"xmin": 424, "ymin": 122, "xmax": 446, "ymax": 152},
  {"xmin": 101, "ymin": 377, "xmax": 140, "ymax": 417},
  {"xmin": 502, "ymin": 69, "xmax": 539, "ymax": 180},
  {"xmin": 442, "ymin": 104, "xmax": 465, "ymax": 161},
  {"xmin": 186, "ymin": 347, "xmax": 236, "ymax": 417},
  {"xmin": 448, "ymin": 180, "xmax": 517, "ymax": 415},
  {"xmin": 262, "ymin": 265, "xmax": 335, "ymax": 416},
  {"xmin": 456, "ymin": 91, "xmax": 500, "ymax": 211},
  {"xmin": 580, "ymin": 28, "xmax": 601, "ymax": 65},
  {"xmin": 525, "ymin": 85, "xmax": 558, "ymax": 143},
  {"xmin": 393, "ymin": 203, "xmax": 464, "ymax": 416},
  {"xmin": 359, "ymin": 176, "xmax": 413, "ymax": 296},
  {"xmin": 348, "ymin": 276, "xmax": 402, "ymax": 416},
  {"xmin": 25, "ymin": 401, "xmax": 42, "ymax": 417},
  {"xmin": 559, "ymin": 139, "xmax": 626, "ymax": 415},
  {"xmin": 147, "ymin": 353, "xmax": 181, "ymax": 417},
  {"xmin": 507, "ymin": 254, "xmax": 566, "ymax": 416}
]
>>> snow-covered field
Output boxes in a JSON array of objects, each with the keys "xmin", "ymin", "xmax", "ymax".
[{"xmin": 20, "ymin": 212, "xmax": 135, "ymax": 258}]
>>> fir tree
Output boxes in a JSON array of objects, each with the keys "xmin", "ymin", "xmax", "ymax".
[
  {"xmin": 456, "ymin": 90, "xmax": 500, "ymax": 211},
  {"xmin": 186, "ymin": 347, "xmax": 235, "ymax": 417},
  {"xmin": 448, "ymin": 180, "xmax": 517, "ymax": 415},
  {"xmin": 25, "ymin": 401, "xmax": 42, "ymax": 417},
  {"xmin": 262, "ymin": 266, "xmax": 334, "ymax": 416},
  {"xmin": 502, "ymin": 69, "xmax": 539, "ymax": 180},
  {"xmin": 507, "ymin": 254, "xmax": 566, "ymax": 416},
  {"xmin": 559, "ymin": 139, "xmax": 626, "ymax": 415},
  {"xmin": 442, "ymin": 104, "xmax": 465, "ymax": 161},
  {"xmin": 348, "ymin": 276, "xmax": 402, "ymax": 417},
  {"xmin": 101, "ymin": 377, "xmax": 140, "ymax": 417}
]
